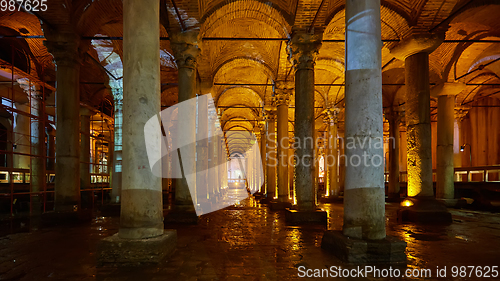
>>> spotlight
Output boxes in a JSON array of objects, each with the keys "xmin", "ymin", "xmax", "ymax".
[
  {"xmin": 401, "ymin": 199, "xmax": 414, "ymax": 207},
  {"xmin": 460, "ymin": 145, "xmax": 465, "ymax": 152}
]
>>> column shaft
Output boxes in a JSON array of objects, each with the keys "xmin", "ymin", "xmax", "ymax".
[
  {"xmin": 405, "ymin": 52, "xmax": 434, "ymax": 198},
  {"xmin": 266, "ymin": 115, "xmax": 276, "ymax": 199},
  {"xmin": 387, "ymin": 111, "xmax": 400, "ymax": 198},
  {"xmin": 111, "ymin": 92, "xmax": 123, "ymax": 203},
  {"xmin": 344, "ymin": 0, "xmax": 385, "ymax": 240},
  {"xmin": 437, "ymin": 95, "xmax": 455, "ymax": 199},
  {"xmin": 120, "ymin": 0, "xmax": 163, "ymax": 239},
  {"xmin": 79, "ymin": 111, "xmax": 91, "ymax": 203},
  {"xmin": 327, "ymin": 118, "xmax": 339, "ymax": 196},
  {"xmin": 276, "ymin": 97, "xmax": 289, "ymax": 202}
]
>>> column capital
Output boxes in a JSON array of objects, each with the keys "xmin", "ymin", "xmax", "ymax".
[
  {"xmin": 170, "ymin": 30, "xmax": 201, "ymax": 69},
  {"xmin": 273, "ymin": 90, "xmax": 291, "ymax": 106},
  {"xmin": 430, "ymin": 82, "xmax": 466, "ymax": 98},
  {"xmin": 454, "ymin": 106, "xmax": 470, "ymax": 121},
  {"xmin": 43, "ymin": 30, "xmax": 81, "ymax": 66},
  {"xmin": 324, "ymin": 108, "xmax": 339, "ymax": 125},
  {"xmin": 390, "ymin": 32, "xmax": 443, "ymax": 60},
  {"xmin": 289, "ymin": 32, "xmax": 322, "ymax": 70}
]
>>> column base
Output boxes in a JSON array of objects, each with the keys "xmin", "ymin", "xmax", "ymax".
[
  {"xmin": 398, "ymin": 197, "xmax": 452, "ymax": 224},
  {"xmin": 285, "ymin": 208, "xmax": 327, "ymax": 225},
  {"xmin": 269, "ymin": 201, "xmax": 292, "ymax": 211},
  {"xmin": 41, "ymin": 210, "xmax": 92, "ymax": 226},
  {"xmin": 253, "ymin": 192, "xmax": 263, "ymax": 200},
  {"xmin": 97, "ymin": 230, "xmax": 177, "ymax": 266},
  {"xmin": 321, "ymin": 230, "xmax": 407, "ymax": 264},
  {"xmin": 196, "ymin": 199, "xmax": 212, "ymax": 215},
  {"xmin": 437, "ymin": 198, "xmax": 467, "ymax": 208},
  {"xmin": 164, "ymin": 206, "xmax": 199, "ymax": 224},
  {"xmin": 319, "ymin": 195, "xmax": 343, "ymax": 203},
  {"xmin": 100, "ymin": 204, "xmax": 121, "ymax": 217}
]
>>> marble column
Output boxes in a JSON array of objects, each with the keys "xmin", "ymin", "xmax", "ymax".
[
  {"xmin": 391, "ymin": 32, "xmax": 451, "ymax": 223},
  {"xmin": 433, "ymin": 83, "xmax": 465, "ymax": 204},
  {"xmin": 325, "ymin": 109, "xmax": 339, "ymax": 199},
  {"xmin": 18, "ymin": 79, "xmax": 45, "ymax": 215},
  {"xmin": 196, "ymin": 93, "xmax": 209, "ymax": 210},
  {"xmin": 12, "ymin": 102, "xmax": 30, "ymax": 169},
  {"xmin": 265, "ymin": 112, "xmax": 276, "ymax": 200},
  {"xmin": 343, "ymin": 0, "xmax": 386, "ymax": 240},
  {"xmin": 170, "ymin": 30, "xmax": 201, "ymax": 215},
  {"xmin": 111, "ymin": 88, "xmax": 123, "ymax": 203},
  {"xmin": 97, "ymin": 0, "xmax": 176, "ymax": 265},
  {"xmin": 288, "ymin": 143, "xmax": 295, "ymax": 202},
  {"xmin": 259, "ymin": 123, "xmax": 267, "ymax": 195},
  {"xmin": 80, "ymin": 107, "xmax": 93, "ymax": 207},
  {"xmin": 322, "ymin": 0, "xmax": 406, "ymax": 264},
  {"xmin": 274, "ymin": 82, "xmax": 292, "ymax": 207},
  {"xmin": 385, "ymin": 107, "xmax": 401, "ymax": 200},
  {"xmin": 44, "ymin": 32, "xmax": 81, "ymax": 213},
  {"xmin": 47, "ymin": 128, "xmax": 55, "ymax": 171},
  {"xmin": 120, "ymin": 0, "xmax": 163, "ymax": 239},
  {"xmin": 287, "ymin": 32, "xmax": 326, "ymax": 223}
]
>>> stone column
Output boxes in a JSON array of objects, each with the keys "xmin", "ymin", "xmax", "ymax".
[
  {"xmin": 433, "ymin": 83, "xmax": 465, "ymax": 205},
  {"xmin": 207, "ymin": 114, "xmax": 216, "ymax": 201},
  {"xmin": 18, "ymin": 79, "xmax": 45, "ymax": 215},
  {"xmin": 343, "ymin": 0, "xmax": 385, "ymax": 240},
  {"xmin": 80, "ymin": 107, "xmax": 93, "ymax": 207},
  {"xmin": 322, "ymin": 0, "xmax": 406, "ymax": 264},
  {"xmin": 385, "ymin": 107, "xmax": 401, "ymax": 200},
  {"xmin": 391, "ymin": 33, "xmax": 451, "ymax": 223},
  {"xmin": 265, "ymin": 112, "xmax": 276, "ymax": 200},
  {"xmin": 196, "ymin": 93, "xmax": 209, "ymax": 212},
  {"xmin": 47, "ymin": 128, "xmax": 55, "ymax": 171},
  {"xmin": 119, "ymin": 0, "xmax": 164, "ymax": 239},
  {"xmin": 12, "ymin": 102, "xmax": 30, "ymax": 169},
  {"xmin": 287, "ymin": 32, "xmax": 327, "ymax": 223},
  {"xmin": 98, "ymin": 0, "xmax": 175, "ymax": 265},
  {"xmin": 111, "ymin": 88, "xmax": 123, "ymax": 203},
  {"xmin": 44, "ymin": 31, "xmax": 82, "ymax": 214},
  {"xmin": 168, "ymin": 30, "xmax": 201, "ymax": 222},
  {"xmin": 325, "ymin": 109, "xmax": 339, "ymax": 200},
  {"xmin": 288, "ymin": 142, "xmax": 295, "ymax": 202},
  {"xmin": 259, "ymin": 123, "xmax": 267, "ymax": 196},
  {"xmin": 270, "ymin": 82, "xmax": 292, "ymax": 210}
]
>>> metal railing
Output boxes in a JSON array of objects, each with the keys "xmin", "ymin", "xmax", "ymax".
[{"xmin": 384, "ymin": 165, "xmax": 500, "ymax": 183}]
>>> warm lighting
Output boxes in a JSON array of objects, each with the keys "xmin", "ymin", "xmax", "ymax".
[
  {"xmin": 401, "ymin": 199, "xmax": 414, "ymax": 207},
  {"xmin": 460, "ymin": 146, "xmax": 465, "ymax": 152}
]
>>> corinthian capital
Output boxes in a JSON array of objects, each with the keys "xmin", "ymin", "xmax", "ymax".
[
  {"xmin": 274, "ymin": 81, "xmax": 293, "ymax": 106},
  {"xmin": 289, "ymin": 32, "xmax": 322, "ymax": 70},
  {"xmin": 170, "ymin": 30, "xmax": 201, "ymax": 69}
]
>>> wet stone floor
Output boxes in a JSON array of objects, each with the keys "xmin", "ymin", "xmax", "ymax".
[{"xmin": 1, "ymin": 189, "xmax": 500, "ymax": 280}]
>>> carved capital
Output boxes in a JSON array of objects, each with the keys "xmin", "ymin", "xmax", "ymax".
[
  {"xmin": 273, "ymin": 82, "xmax": 292, "ymax": 106},
  {"xmin": 430, "ymin": 82, "xmax": 466, "ymax": 98},
  {"xmin": 390, "ymin": 32, "xmax": 443, "ymax": 60},
  {"xmin": 455, "ymin": 106, "xmax": 470, "ymax": 121},
  {"xmin": 17, "ymin": 78, "xmax": 42, "ymax": 100},
  {"xmin": 170, "ymin": 30, "xmax": 201, "ymax": 69},
  {"xmin": 289, "ymin": 32, "xmax": 322, "ymax": 70}
]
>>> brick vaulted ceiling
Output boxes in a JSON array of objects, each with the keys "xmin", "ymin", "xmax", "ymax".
[{"xmin": 0, "ymin": 0, "xmax": 499, "ymax": 143}]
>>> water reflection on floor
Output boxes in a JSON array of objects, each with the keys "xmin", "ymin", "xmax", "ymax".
[{"xmin": 0, "ymin": 193, "xmax": 499, "ymax": 280}]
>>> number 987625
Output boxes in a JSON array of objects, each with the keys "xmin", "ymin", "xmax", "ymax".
[{"xmin": 1, "ymin": 0, "xmax": 47, "ymax": 12}]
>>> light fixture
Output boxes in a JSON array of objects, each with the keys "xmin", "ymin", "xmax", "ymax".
[{"xmin": 401, "ymin": 199, "xmax": 414, "ymax": 207}]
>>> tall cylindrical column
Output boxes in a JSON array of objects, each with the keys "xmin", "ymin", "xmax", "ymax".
[
  {"xmin": 13, "ymin": 102, "xmax": 30, "ymax": 169},
  {"xmin": 386, "ymin": 108, "xmax": 400, "ymax": 199},
  {"xmin": 120, "ymin": 0, "xmax": 163, "ymax": 239},
  {"xmin": 344, "ymin": 0, "xmax": 385, "ymax": 240},
  {"xmin": 266, "ymin": 113, "xmax": 276, "ymax": 199},
  {"xmin": 44, "ymin": 32, "xmax": 81, "ymax": 213},
  {"xmin": 275, "ymin": 84, "xmax": 291, "ymax": 203},
  {"xmin": 290, "ymin": 32, "xmax": 322, "ymax": 211},
  {"xmin": 390, "ymin": 32, "xmax": 451, "ymax": 223},
  {"xmin": 260, "ymin": 124, "xmax": 267, "ymax": 195},
  {"xmin": 405, "ymin": 52, "xmax": 434, "ymax": 198},
  {"xmin": 437, "ymin": 94, "xmax": 455, "ymax": 199},
  {"xmin": 325, "ymin": 111, "xmax": 339, "ymax": 197},
  {"xmin": 111, "ymin": 89, "xmax": 123, "ymax": 203},
  {"xmin": 80, "ymin": 107, "xmax": 93, "ymax": 206},
  {"xmin": 171, "ymin": 31, "xmax": 201, "ymax": 210},
  {"xmin": 197, "ymin": 95, "xmax": 209, "ymax": 205}
]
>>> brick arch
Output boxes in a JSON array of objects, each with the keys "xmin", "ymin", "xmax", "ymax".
[{"xmin": 200, "ymin": 0, "xmax": 291, "ymax": 38}]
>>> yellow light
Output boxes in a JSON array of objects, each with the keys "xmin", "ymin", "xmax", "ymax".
[{"xmin": 401, "ymin": 199, "xmax": 414, "ymax": 207}]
